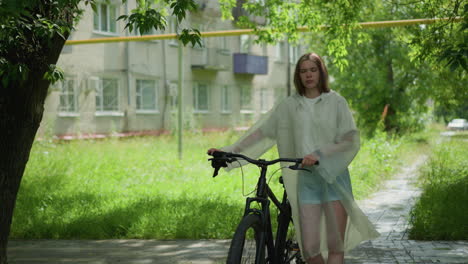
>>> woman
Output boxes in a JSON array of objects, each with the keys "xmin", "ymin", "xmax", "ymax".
[{"xmin": 208, "ymin": 53, "xmax": 379, "ymax": 264}]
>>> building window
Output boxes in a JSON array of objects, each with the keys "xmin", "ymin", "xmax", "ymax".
[
  {"xmin": 136, "ymin": 79, "xmax": 158, "ymax": 111},
  {"xmin": 240, "ymin": 85, "xmax": 253, "ymax": 112},
  {"xmin": 275, "ymin": 41, "xmax": 285, "ymax": 62},
  {"xmin": 260, "ymin": 88, "xmax": 272, "ymax": 113},
  {"xmin": 221, "ymin": 85, "xmax": 231, "ymax": 113},
  {"xmin": 96, "ymin": 78, "xmax": 119, "ymax": 112},
  {"xmin": 290, "ymin": 45, "xmax": 301, "ymax": 64},
  {"xmin": 169, "ymin": 81, "xmax": 178, "ymax": 112},
  {"xmin": 218, "ymin": 36, "xmax": 230, "ymax": 54},
  {"xmin": 93, "ymin": 3, "xmax": 117, "ymax": 34},
  {"xmin": 168, "ymin": 17, "xmax": 178, "ymax": 46},
  {"xmin": 240, "ymin": 35, "xmax": 251, "ymax": 53},
  {"xmin": 193, "ymin": 83, "xmax": 209, "ymax": 112},
  {"xmin": 262, "ymin": 43, "xmax": 268, "ymax": 56},
  {"xmin": 59, "ymin": 79, "xmax": 77, "ymax": 113}
]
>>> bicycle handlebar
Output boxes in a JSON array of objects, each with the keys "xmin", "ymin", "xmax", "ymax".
[{"xmin": 208, "ymin": 151, "xmax": 318, "ymax": 177}]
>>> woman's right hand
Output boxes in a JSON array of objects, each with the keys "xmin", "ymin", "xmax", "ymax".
[
  {"xmin": 302, "ymin": 153, "xmax": 320, "ymax": 167},
  {"xmin": 207, "ymin": 148, "xmax": 221, "ymax": 155}
]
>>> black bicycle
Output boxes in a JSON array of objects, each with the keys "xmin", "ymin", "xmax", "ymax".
[{"xmin": 209, "ymin": 151, "xmax": 317, "ymax": 264}]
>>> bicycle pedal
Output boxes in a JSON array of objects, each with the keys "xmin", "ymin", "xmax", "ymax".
[{"xmin": 290, "ymin": 242, "xmax": 300, "ymax": 251}]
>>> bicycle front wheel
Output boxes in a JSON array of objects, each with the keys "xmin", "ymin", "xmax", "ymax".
[{"xmin": 226, "ymin": 214, "xmax": 266, "ymax": 264}]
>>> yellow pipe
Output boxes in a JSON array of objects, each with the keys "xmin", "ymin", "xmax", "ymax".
[
  {"xmin": 65, "ymin": 17, "xmax": 463, "ymax": 45},
  {"xmin": 298, "ymin": 17, "xmax": 462, "ymax": 31}
]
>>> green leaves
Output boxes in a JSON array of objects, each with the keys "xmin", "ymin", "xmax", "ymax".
[
  {"xmin": 169, "ymin": 0, "xmax": 198, "ymax": 23},
  {"xmin": 223, "ymin": 0, "xmax": 364, "ymax": 68},
  {"xmin": 116, "ymin": 0, "xmax": 201, "ymax": 47},
  {"xmin": 403, "ymin": 0, "xmax": 466, "ymax": 72},
  {"xmin": 84, "ymin": 0, "xmax": 97, "ymax": 13},
  {"xmin": 34, "ymin": 14, "xmax": 70, "ymax": 40},
  {"xmin": 439, "ymin": 42, "xmax": 467, "ymax": 72},
  {"xmin": 0, "ymin": 60, "xmax": 30, "ymax": 88},
  {"xmin": 0, "ymin": 0, "xmax": 76, "ymax": 89},
  {"xmin": 43, "ymin": 64, "xmax": 64, "ymax": 84},
  {"xmin": 178, "ymin": 28, "xmax": 202, "ymax": 47},
  {"xmin": 218, "ymin": 0, "xmax": 236, "ymax": 20},
  {"xmin": 118, "ymin": 7, "xmax": 167, "ymax": 35}
]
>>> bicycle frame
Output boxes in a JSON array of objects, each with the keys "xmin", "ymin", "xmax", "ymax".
[
  {"xmin": 241, "ymin": 161, "xmax": 294, "ymax": 264},
  {"xmin": 209, "ymin": 151, "xmax": 311, "ymax": 264}
]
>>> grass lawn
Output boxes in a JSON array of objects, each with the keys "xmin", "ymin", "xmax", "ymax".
[{"xmin": 11, "ymin": 129, "xmax": 427, "ymax": 239}]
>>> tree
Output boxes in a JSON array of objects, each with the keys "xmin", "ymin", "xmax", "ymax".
[
  {"xmin": 402, "ymin": 0, "xmax": 467, "ymax": 72},
  {"xmin": 1, "ymin": 0, "xmax": 372, "ymax": 261},
  {"xmin": 219, "ymin": 0, "xmax": 368, "ymax": 69},
  {"xmin": 220, "ymin": 0, "xmax": 465, "ymax": 134},
  {"xmin": 401, "ymin": 0, "xmax": 467, "ymax": 122},
  {"xmin": 302, "ymin": 0, "xmax": 466, "ymax": 135},
  {"xmin": 0, "ymin": 0, "xmax": 464, "ymax": 263},
  {"xmin": 0, "ymin": 1, "xmax": 200, "ymax": 263},
  {"xmin": 327, "ymin": 27, "xmax": 438, "ymax": 135}
]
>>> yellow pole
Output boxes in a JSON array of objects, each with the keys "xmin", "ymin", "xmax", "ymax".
[{"xmin": 65, "ymin": 17, "xmax": 463, "ymax": 45}]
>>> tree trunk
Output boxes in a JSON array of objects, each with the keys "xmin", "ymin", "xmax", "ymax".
[
  {"xmin": 0, "ymin": 99, "xmax": 43, "ymax": 264},
  {"xmin": 0, "ymin": 34, "xmax": 67, "ymax": 264}
]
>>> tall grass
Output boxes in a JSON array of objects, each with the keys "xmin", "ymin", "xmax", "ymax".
[
  {"xmin": 11, "ymin": 130, "xmax": 425, "ymax": 239},
  {"xmin": 409, "ymin": 134, "xmax": 468, "ymax": 240}
]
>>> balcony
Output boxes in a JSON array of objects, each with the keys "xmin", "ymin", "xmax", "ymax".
[
  {"xmin": 191, "ymin": 47, "xmax": 231, "ymax": 71},
  {"xmin": 233, "ymin": 53, "xmax": 268, "ymax": 75}
]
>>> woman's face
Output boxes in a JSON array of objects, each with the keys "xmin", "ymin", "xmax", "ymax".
[{"xmin": 299, "ymin": 60, "xmax": 320, "ymax": 92}]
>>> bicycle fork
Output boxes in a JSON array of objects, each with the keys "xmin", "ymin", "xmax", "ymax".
[{"xmin": 242, "ymin": 164, "xmax": 278, "ymax": 263}]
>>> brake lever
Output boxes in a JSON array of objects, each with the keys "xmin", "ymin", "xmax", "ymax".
[
  {"xmin": 209, "ymin": 158, "xmax": 226, "ymax": 177},
  {"xmin": 288, "ymin": 164, "xmax": 310, "ymax": 171},
  {"xmin": 288, "ymin": 160, "xmax": 319, "ymax": 172},
  {"xmin": 209, "ymin": 157, "xmax": 237, "ymax": 177},
  {"xmin": 212, "ymin": 166, "xmax": 221, "ymax": 178}
]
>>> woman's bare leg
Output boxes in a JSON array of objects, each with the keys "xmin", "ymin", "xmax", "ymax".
[
  {"xmin": 325, "ymin": 201, "xmax": 347, "ymax": 264},
  {"xmin": 306, "ymin": 254, "xmax": 325, "ymax": 264},
  {"xmin": 300, "ymin": 204, "xmax": 325, "ymax": 264}
]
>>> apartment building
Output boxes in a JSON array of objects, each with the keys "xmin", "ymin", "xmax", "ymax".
[{"xmin": 39, "ymin": 0, "xmax": 303, "ymax": 138}]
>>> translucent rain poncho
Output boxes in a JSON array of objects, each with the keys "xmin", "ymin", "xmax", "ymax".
[{"xmin": 221, "ymin": 91, "xmax": 380, "ymax": 260}]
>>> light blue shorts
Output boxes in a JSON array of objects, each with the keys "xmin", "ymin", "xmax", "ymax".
[{"xmin": 297, "ymin": 168, "xmax": 353, "ymax": 204}]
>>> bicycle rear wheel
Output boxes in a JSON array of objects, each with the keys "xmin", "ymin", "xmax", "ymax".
[{"xmin": 226, "ymin": 214, "xmax": 267, "ymax": 264}]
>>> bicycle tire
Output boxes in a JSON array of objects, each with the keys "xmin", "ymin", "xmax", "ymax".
[{"xmin": 226, "ymin": 214, "xmax": 267, "ymax": 264}]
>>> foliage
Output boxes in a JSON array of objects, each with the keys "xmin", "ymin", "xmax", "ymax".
[
  {"xmin": 118, "ymin": 4, "xmax": 168, "ymax": 35},
  {"xmin": 0, "ymin": 0, "xmax": 81, "ymax": 87},
  {"xmin": 218, "ymin": 0, "xmax": 465, "ymax": 73},
  {"xmin": 10, "ymin": 131, "xmax": 423, "ymax": 239},
  {"xmin": 219, "ymin": 0, "xmax": 365, "ymax": 70},
  {"xmin": 430, "ymin": 68, "xmax": 467, "ymax": 123},
  {"xmin": 303, "ymin": 0, "xmax": 466, "ymax": 136},
  {"xmin": 402, "ymin": 0, "xmax": 467, "ymax": 72},
  {"xmin": 43, "ymin": 64, "xmax": 64, "ymax": 84},
  {"xmin": 350, "ymin": 124, "xmax": 403, "ymax": 198},
  {"xmin": 409, "ymin": 136, "xmax": 468, "ymax": 240},
  {"xmin": 398, "ymin": 0, "xmax": 468, "ymax": 122},
  {"xmin": 117, "ymin": 0, "xmax": 202, "ymax": 46},
  {"xmin": 0, "ymin": 0, "xmax": 202, "ymax": 87}
]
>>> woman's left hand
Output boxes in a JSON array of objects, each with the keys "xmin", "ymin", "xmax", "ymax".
[{"xmin": 302, "ymin": 153, "xmax": 319, "ymax": 167}]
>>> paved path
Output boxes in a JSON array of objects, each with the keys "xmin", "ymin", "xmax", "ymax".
[
  {"xmin": 8, "ymin": 156, "xmax": 468, "ymax": 264},
  {"xmin": 346, "ymin": 155, "xmax": 468, "ymax": 264}
]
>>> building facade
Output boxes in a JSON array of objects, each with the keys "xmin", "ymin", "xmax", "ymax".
[{"xmin": 39, "ymin": 0, "xmax": 304, "ymax": 138}]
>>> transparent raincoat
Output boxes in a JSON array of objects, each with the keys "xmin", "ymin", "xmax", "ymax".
[{"xmin": 221, "ymin": 91, "xmax": 380, "ymax": 259}]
